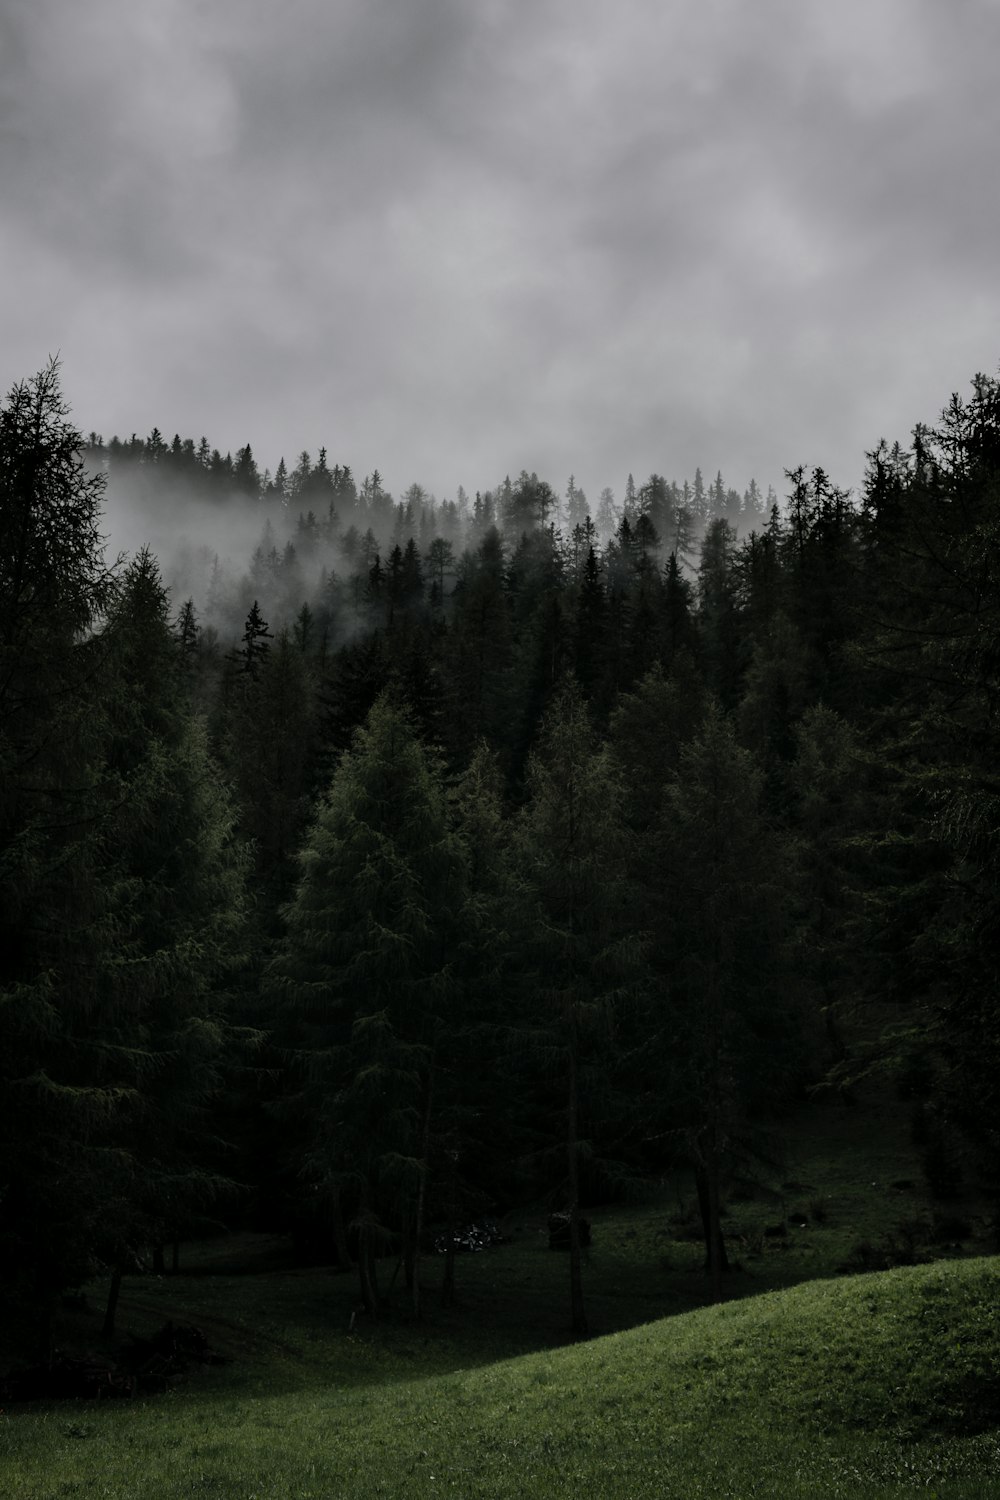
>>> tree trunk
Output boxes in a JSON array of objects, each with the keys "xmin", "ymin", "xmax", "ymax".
[
  {"xmin": 695, "ymin": 1155, "xmax": 728, "ymax": 1300},
  {"xmin": 567, "ymin": 1030, "xmax": 589, "ymax": 1340},
  {"xmin": 441, "ymin": 1149, "xmax": 457, "ymax": 1308},
  {"xmin": 368, "ymin": 1233, "xmax": 381, "ymax": 1306},
  {"xmin": 411, "ymin": 1053, "xmax": 435, "ymax": 1320},
  {"xmin": 32, "ymin": 1268, "xmax": 55, "ymax": 1362},
  {"xmin": 822, "ymin": 979, "xmax": 846, "ymax": 1061},
  {"xmin": 102, "ymin": 1268, "xmax": 123, "ymax": 1338},
  {"xmin": 403, "ymin": 1218, "xmax": 416, "ymax": 1295},
  {"xmin": 358, "ymin": 1224, "xmax": 377, "ymax": 1316},
  {"xmin": 330, "ymin": 1187, "xmax": 351, "ymax": 1269},
  {"xmin": 357, "ymin": 1183, "xmax": 380, "ymax": 1316},
  {"xmin": 705, "ymin": 1152, "xmax": 725, "ymax": 1303}
]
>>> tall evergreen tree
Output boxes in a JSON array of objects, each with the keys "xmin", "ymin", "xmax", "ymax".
[
  {"xmin": 218, "ymin": 627, "xmax": 317, "ymax": 895},
  {"xmin": 444, "ymin": 527, "xmax": 515, "ymax": 758},
  {"xmin": 272, "ymin": 695, "xmax": 466, "ymax": 1315},
  {"xmin": 514, "ymin": 680, "xmax": 634, "ymax": 1337},
  {"xmin": 0, "ymin": 363, "xmax": 123, "ymax": 1332},
  {"xmin": 96, "ymin": 552, "xmax": 250, "ymax": 1312},
  {"xmin": 696, "ymin": 519, "xmax": 742, "ymax": 706},
  {"xmin": 854, "ymin": 374, "xmax": 1000, "ymax": 1187},
  {"xmin": 239, "ymin": 600, "xmax": 273, "ymax": 675},
  {"xmin": 654, "ymin": 706, "xmax": 801, "ymax": 1296},
  {"xmin": 573, "ymin": 545, "xmax": 608, "ymax": 704},
  {"xmin": 0, "ymin": 375, "xmax": 248, "ymax": 1335}
]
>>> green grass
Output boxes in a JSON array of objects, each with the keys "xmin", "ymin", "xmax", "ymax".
[
  {"xmin": 2, "ymin": 1091, "xmax": 997, "ymax": 1498},
  {"xmin": 2, "ymin": 1257, "xmax": 998, "ymax": 1498}
]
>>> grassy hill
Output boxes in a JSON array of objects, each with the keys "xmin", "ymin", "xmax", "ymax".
[
  {"xmin": 1, "ymin": 1257, "xmax": 998, "ymax": 1499},
  {"xmin": 2, "ymin": 1091, "xmax": 998, "ymax": 1498}
]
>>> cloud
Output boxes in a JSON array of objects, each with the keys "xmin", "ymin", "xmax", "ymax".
[{"xmin": 2, "ymin": 0, "xmax": 999, "ymax": 506}]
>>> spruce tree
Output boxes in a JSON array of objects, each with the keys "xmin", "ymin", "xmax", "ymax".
[
  {"xmin": 0, "ymin": 363, "xmax": 123, "ymax": 1335},
  {"xmin": 96, "ymin": 552, "xmax": 250, "ymax": 1310},
  {"xmin": 216, "ymin": 627, "xmax": 316, "ymax": 896},
  {"xmin": 653, "ymin": 706, "xmax": 801, "ymax": 1296},
  {"xmin": 854, "ymin": 374, "xmax": 1000, "ymax": 1188},
  {"xmin": 272, "ymin": 694, "xmax": 466, "ymax": 1315},
  {"xmin": 0, "ymin": 374, "xmax": 248, "ymax": 1337},
  {"xmin": 514, "ymin": 679, "xmax": 634, "ymax": 1337}
]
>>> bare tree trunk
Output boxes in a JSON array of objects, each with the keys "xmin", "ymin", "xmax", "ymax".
[
  {"xmin": 102, "ymin": 1268, "xmax": 123, "ymax": 1338},
  {"xmin": 567, "ymin": 1030, "xmax": 588, "ymax": 1340},
  {"xmin": 330, "ymin": 1187, "xmax": 351, "ymax": 1269},
  {"xmin": 368, "ymin": 1234, "xmax": 381, "ymax": 1306},
  {"xmin": 822, "ymin": 979, "xmax": 846, "ymax": 1060},
  {"xmin": 705, "ymin": 1150, "xmax": 725, "ymax": 1304},
  {"xmin": 698, "ymin": 973, "xmax": 729, "ymax": 1302},
  {"xmin": 358, "ymin": 1224, "xmax": 377, "ymax": 1316},
  {"xmin": 441, "ymin": 1148, "xmax": 457, "ymax": 1308},
  {"xmin": 695, "ymin": 1153, "xmax": 728, "ymax": 1300},
  {"xmin": 403, "ymin": 1218, "xmax": 415, "ymax": 1294},
  {"xmin": 357, "ymin": 1184, "xmax": 379, "ymax": 1316},
  {"xmin": 411, "ymin": 1052, "xmax": 436, "ymax": 1320}
]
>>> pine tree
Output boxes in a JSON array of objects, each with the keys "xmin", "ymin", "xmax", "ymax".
[
  {"xmin": 514, "ymin": 679, "xmax": 634, "ymax": 1337},
  {"xmin": 0, "ymin": 378, "xmax": 248, "ymax": 1336},
  {"xmin": 401, "ymin": 537, "xmax": 425, "ymax": 606},
  {"xmin": 439, "ymin": 744, "xmax": 522, "ymax": 1304},
  {"xmin": 654, "ymin": 707, "xmax": 801, "ymax": 1296},
  {"xmin": 609, "ymin": 660, "xmax": 708, "ymax": 836},
  {"xmin": 662, "ymin": 552, "xmax": 697, "ymax": 665},
  {"xmin": 565, "ymin": 474, "xmax": 588, "ymax": 530},
  {"xmin": 691, "ymin": 467, "xmax": 708, "ymax": 524},
  {"xmin": 217, "ymin": 628, "xmax": 316, "ymax": 895},
  {"xmin": 233, "ymin": 444, "xmax": 260, "ymax": 501},
  {"xmin": 697, "ymin": 519, "xmax": 742, "ymax": 706},
  {"xmin": 174, "ymin": 594, "xmax": 199, "ymax": 650},
  {"xmin": 853, "ymin": 373, "xmax": 1000, "ymax": 1186},
  {"xmin": 786, "ymin": 705, "xmax": 870, "ymax": 1067},
  {"xmin": 573, "ymin": 545, "xmax": 608, "ymax": 704},
  {"xmin": 425, "ymin": 537, "xmax": 455, "ymax": 608},
  {"xmin": 0, "ymin": 363, "xmax": 123, "ymax": 1332},
  {"xmin": 638, "ymin": 474, "xmax": 671, "ymax": 537},
  {"xmin": 267, "ymin": 456, "xmax": 289, "ymax": 505},
  {"xmin": 444, "ymin": 528, "xmax": 515, "ymax": 758},
  {"xmin": 272, "ymin": 695, "xmax": 466, "ymax": 1315},
  {"xmin": 239, "ymin": 600, "xmax": 273, "ymax": 675},
  {"xmin": 595, "ymin": 486, "xmax": 619, "ymax": 541},
  {"xmin": 96, "ymin": 552, "xmax": 249, "ymax": 1312}
]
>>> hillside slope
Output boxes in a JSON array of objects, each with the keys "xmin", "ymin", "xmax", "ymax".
[{"xmin": 2, "ymin": 1258, "xmax": 998, "ymax": 1499}]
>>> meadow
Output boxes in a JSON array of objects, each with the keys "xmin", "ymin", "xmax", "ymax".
[{"xmin": 2, "ymin": 1091, "xmax": 998, "ymax": 1500}]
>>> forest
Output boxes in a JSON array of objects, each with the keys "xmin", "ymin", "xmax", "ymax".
[{"xmin": 2, "ymin": 357, "xmax": 999, "ymax": 1353}]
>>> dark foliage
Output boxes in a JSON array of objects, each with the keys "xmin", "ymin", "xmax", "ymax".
[{"xmin": 5, "ymin": 357, "xmax": 1000, "ymax": 1348}]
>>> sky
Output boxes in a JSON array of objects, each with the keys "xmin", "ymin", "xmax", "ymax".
[{"xmin": 3, "ymin": 0, "xmax": 1000, "ymax": 508}]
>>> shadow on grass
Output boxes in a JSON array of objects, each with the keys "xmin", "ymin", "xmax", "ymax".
[
  {"xmin": 15, "ymin": 1084, "xmax": 995, "ymax": 1408},
  {"xmin": 67, "ymin": 1223, "xmax": 867, "ymax": 1409}
]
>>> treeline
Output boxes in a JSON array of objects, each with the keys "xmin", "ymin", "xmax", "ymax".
[
  {"xmin": 3, "ymin": 361, "xmax": 999, "ymax": 1347},
  {"xmin": 85, "ymin": 426, "xmax": 775, "ymax": 653}
]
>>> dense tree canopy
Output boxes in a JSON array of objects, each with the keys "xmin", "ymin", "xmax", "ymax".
[{"xmin": 4, "ymin": 358, "xmax": 1000, "ymax": 1342}]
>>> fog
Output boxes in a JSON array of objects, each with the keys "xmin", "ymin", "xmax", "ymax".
[{"xmin": 95, "ymin": 437, "xmax": 777, "ymax": 657}]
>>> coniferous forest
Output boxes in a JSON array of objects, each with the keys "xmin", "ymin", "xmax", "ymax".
[{"xmin": 3, "ymin": 357, "xmax": 1000, "ymax": 1353}]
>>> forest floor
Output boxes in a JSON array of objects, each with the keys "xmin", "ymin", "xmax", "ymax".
[{"xmin": 2, "ymin": 1086, "xmax": 998, "ymax": 1499}]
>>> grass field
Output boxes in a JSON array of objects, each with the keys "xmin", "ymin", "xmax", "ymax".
[{"xmin": 2, "ymin": 1090, "xmax": 998, "ymax": 1499}]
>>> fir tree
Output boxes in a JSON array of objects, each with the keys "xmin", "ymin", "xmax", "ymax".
[
  {"xmin": 273, "ymin": 695, "xmax": 466, "ymax": 1315},
  {"xmin": 239, "ymin": 600, "xmax": 273, "ymax": 675},
  {"xmin": 654, "ymin": 707, "xmax": 801, "ymax": 1296},
  {"xmin": 514, "ymin": 680, "xmax": 635, "ymax": 1337}
]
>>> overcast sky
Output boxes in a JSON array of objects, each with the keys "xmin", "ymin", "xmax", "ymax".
[{"xmin": 3, "ymin": 0, "xmax": 999, "ymax": 506}]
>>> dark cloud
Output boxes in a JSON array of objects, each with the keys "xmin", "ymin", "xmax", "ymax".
[{"xmin": 2, "ymin": 0, "xmax": 998, "ymax": 505}]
